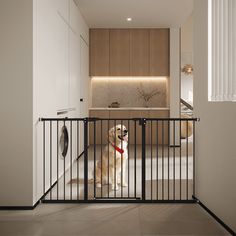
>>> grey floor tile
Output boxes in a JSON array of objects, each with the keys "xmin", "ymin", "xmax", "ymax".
[
  {"xmin": 0, "ymin": 204, "xmax": 231, "ymax": 236},
  {"xmin": 139, "ymin": 204, "xmax": 210, "ymax": 222},
  {"xmin": 140, "ymin": 220, "xmax": 229, "ymax": 235}
]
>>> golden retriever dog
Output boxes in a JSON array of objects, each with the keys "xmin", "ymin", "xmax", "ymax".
[{"xmin": 96, "ymin": 124, "xmax": 128, "ymax": 191}]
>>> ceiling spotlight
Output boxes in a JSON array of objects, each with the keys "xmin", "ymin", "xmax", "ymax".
[{"xmin": 126, "ymin": 17, "xmax": 132, "ymax": 22}]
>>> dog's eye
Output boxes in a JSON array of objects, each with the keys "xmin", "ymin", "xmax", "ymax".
[{"xmin": 117, "ymin": 128, "xmax": 121, "ymax": 131}]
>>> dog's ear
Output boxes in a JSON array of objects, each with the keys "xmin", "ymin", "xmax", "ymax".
[{"xmin": 108, "ymin": 127, "xmax": 115, "ymax": 141}]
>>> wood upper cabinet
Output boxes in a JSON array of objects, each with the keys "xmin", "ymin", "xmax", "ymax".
[
  {"xmin": 130, "ymin": 29, "xmax": 149, "ymax": 76},
  {"xmin": 89, "ymin": 29, "xmax": 110, "ymax": 76},
  {"xmin": 149, "ymin": 29, "xmax": 170, "ymax": 76},
  {"xmin": 109, "ymin": 29, "xmax": 130, "ymax": 76},
  {"xmin": 89, "ymin": 28, "xmax": 169, "ymax": 76}
]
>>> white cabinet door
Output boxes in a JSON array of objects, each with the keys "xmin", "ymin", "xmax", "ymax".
[
  {"xmin": 80, "ymin": 37, "xmax": 90, "ymax": 118},
  {"xmin": 69, "ymin": 0, "xmax": 80, "ymax": 34},
  {"xmin": 69, "ymin": 29, "xmax": 80, "ymax": 116},
  {"xmin": 57, "ymin": 0, "xmax": 69, "ymax": 23},
  {"xmin": 79, "ymin": 37, "xmax": 89, "ymax": 153},
  {"xmin": 55, "ymin": 13, "xmax": 69, "ymax": 111}
]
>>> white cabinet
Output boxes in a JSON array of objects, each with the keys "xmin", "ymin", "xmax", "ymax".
[
  {"xmin": 55, "ymin": 14, "xmax": 69, "ymax": 111},
  {"xmin": 80, "ymin": 37, "xmax": 90, "ymax": 118},
  {"xmin": 69, "ymin": 29, "xmax": 80, "ymax": 116},
  {"xmin": 33, "ymin": 0, "xmax": 89, "ymax": 204},
  {"xmin": 57, "ymin": 0, "xmax": 69, "ymax": 23},
  {"xmin": 69, "ymin": 0, "xmax": 80, "ymax": 33}
]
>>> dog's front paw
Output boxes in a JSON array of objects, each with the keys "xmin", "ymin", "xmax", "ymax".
[
  {"xmin": 96, "ymin": 183, "xmax": 102, "ymax": 188},
  {"xmin": 112, "ymin": 185, "xmax": 119, "ymax": 191}
]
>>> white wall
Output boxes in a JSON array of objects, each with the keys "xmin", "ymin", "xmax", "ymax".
[
  {"xmin": 170, "ymin": 28, "xmax": 180, "ymax": 119},
  {"xmin": 0, "ymin": 0, "xmax": 33, "ymax": 206},
  {"xmin": 194, "ymin": 0, "xmax": 236, "ymax": 231},
  {"xmin": 181, "ymin": 14, "xmax": 193, "ymax": 53},
  {"xmin": 170, "ymin": 28, "xmax": 180, "ymax": 144},
  {"xmin": 181, "ymin": 15, "xmax": 193, "ymax": 104}
]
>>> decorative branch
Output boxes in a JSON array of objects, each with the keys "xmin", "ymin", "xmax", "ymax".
[{"xmin": 137, "ymin": 83, "xmax": 160, "ymax": 102}]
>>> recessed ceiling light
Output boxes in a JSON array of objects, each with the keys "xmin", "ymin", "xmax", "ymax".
[{"xmin": 126, "ymin": 17, "xmax": 132, "ymax": 22}]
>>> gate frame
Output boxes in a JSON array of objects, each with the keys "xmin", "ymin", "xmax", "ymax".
[{"xmin": 41, "ymin": 117, "xmax": 199, "ymax": 204}]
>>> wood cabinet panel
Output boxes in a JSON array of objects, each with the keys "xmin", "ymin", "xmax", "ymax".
[
  {"xmin": 109, "ymin": 110, "xmax": 131, "ymax": 119},
  {"xmin": 89, "ymin": 28, "xmax": 170, "ymax": 76},
  {"xmin": 109, "ymin": 29, "xmax": 130, "ymax": 76},
  {"xmin": 89, "ymin": 109, "xmax": 170, "ymax": 145},
  {"xmin": 149, "ymin": 110, "xmax": 169, "ymax": 145},
  {"xmin": 150, "ymin": 29, "xmax": 170, "ymax": 76},
  {"xmin": 89, "ymin": 110, "xmax": 109, "ymax": 144},
  {"xmin": 130, "ymin": 110, "xmax": 150, "ymax": 145},
  {"xmin": 130, "ymin": 29, "xmax": 149, "ymax": 76},
  {"xmin": 89, "ymin": 29, "xmax": 110, "ymax": 76}
]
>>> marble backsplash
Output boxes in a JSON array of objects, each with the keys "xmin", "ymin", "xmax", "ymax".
[{"xmin": 91, "ymin": 77, "xmax": 169, "ymax": 108}]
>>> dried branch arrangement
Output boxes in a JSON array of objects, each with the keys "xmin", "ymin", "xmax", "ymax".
[{"xmin": 137, "ymin": 83, "xmax": 160, "ymax": 103}]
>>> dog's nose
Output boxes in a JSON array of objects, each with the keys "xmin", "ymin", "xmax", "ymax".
[{"xmin": 124, "ymin": 130, "xmax": 128, "ymax": 134}]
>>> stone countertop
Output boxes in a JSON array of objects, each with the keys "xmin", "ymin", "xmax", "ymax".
[{"xmin": 89, "ymin": 107, "xmax": 170, "ymax": 111}]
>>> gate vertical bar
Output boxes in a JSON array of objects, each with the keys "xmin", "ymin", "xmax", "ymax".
[
  {"xmin": 180, "ymin": 120, "xmax": 182, "ymax": 200},
  {"xmin": 167, "ymin": 120, "xmax": 170, "ymax": 200},
  {"xmin": 57, "ymin": 121, "xmax": 59, "ymax": 200},
  {"xmin": 107, "ymin": 120, "xmax": 109, "ymax": 198},
  {"xmin": 84, "ymin": 118, "xmax": 88, "ymax": 200},
  {"xmin": 193, "ymin": 121, "xmax": 196, "ymax": 197},
  {"xmin": 156, "ymin": 121, "xmax": 159, "ymax": 200},
  {"xmin": 173, "ymin": 120, "xmax": 176, "ymax": 200},
  {"xmin": 70, "ymin": 121, "xmax": 72, "ymax": 200},
  {"xmin": 128, "ymin": 120, "xmax": 130, "ymax": 198},
  {"xmin": 63, "ymin": 120, "xmax": 66, "ymax": 200},
  {"xmin": 77, "ymin": 121, "xmax": 80, "ymax": 200},
  {"xmin": 94, "ymin": 121, "xmax": 96, "ymax": 199},
  {"xmin": 186, "ymin": 121, "xmax": 189, "ymax": 200},
  {"xmin": 50, "ymin": 121, "xmax": 52, "ymax": 200},
  {"xmin": 150, "ymin": 121, "xmax": 153, "ymax": 200},
  {"xmin": 134, "ymin": 121, "xmax": 137, "ymax": 198},
  {"xmin": 121, "ymin": 120, "xmax": 123, "ymax": 198},
  {"xmin": 162, "ymin": 121, "xmax": 164, "ymax": 200},
  {"xmin": 101, "ymin": 120, "xmax": 103, "ymax": 198},
  {"xmin": 43, "ymin": 121, "xmax": 45, "ymax": 199},
  {"xmin": 141, "ymin": 118, "xmax": 146, "ymax": 200}
]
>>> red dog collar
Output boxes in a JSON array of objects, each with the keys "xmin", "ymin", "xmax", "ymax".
[{"xmin": 110, "ymin": 142, "xmax": 124, "ymax": 154}]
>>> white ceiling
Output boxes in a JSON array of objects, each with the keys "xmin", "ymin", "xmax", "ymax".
[{"xmin": 75, "ymin": 0, "xmax": 193, "ymax": 28}]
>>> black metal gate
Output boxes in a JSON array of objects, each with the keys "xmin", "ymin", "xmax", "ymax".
[{"xmin": 40, "ymin": 117, "xmax": 199, "ymax": 203}]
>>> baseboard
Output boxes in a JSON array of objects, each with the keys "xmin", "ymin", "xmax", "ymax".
[
  {"xmin": 192, "ymin": 196, "xmax": 235, "ymax": 235},
  {"xmin": 0, "ymin": 200, "xmax": 40, "ymax": 211}
]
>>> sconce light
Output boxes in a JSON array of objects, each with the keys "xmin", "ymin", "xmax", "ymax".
[{"xmin": 182, "ymin": 64, "xmax": 193, "ymax": 75}]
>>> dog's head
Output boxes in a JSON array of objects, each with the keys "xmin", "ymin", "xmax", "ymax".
[{"xmin": 108, "ymin": 124, "xmax": 128, "ymax": 143}]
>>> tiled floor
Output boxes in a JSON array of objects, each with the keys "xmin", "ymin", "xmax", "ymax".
[{"xmin": 0, "ymin": 203, "xmax": 229, "ymax": 236}]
